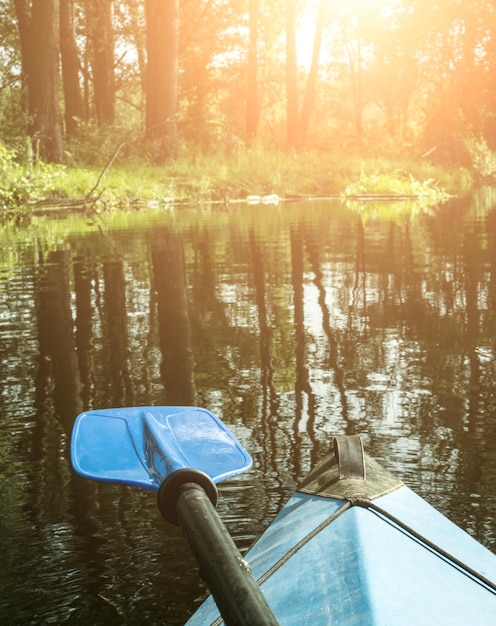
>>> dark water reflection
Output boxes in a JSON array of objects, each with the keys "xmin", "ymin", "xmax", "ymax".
[{"xmin": 2, "ymin": 191, "xmax": 496, "ymax": 624}]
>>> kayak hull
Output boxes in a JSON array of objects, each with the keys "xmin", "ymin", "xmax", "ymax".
[{"xmin": 187, "ymin": 444, "xmax": 496, "ymax": 625}]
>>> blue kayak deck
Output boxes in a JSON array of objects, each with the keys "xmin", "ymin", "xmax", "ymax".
[{"xmin": 187, "ymin": 486, "xmax": 496, "ymax": 625}]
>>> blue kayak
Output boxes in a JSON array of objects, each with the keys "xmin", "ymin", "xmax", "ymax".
[
  {"xmin": 186, "ymin": 435, "xmax": 496, "ymax": 625},
  {"xmin": 70, "ymin": 408, "xmax": 496, "ymax": 624}
]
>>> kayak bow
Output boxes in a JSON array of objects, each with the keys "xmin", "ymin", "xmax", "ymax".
[{"xmin": 187, "ymin": 434, "xmax": 496, "ymax": 625}]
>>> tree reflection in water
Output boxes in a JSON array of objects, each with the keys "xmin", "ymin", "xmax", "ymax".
[{"xmin": 1, "ymin": 193, "xmax": 496, "ymax": 624}]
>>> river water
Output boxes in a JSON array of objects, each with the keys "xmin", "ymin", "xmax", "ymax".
[{"xmin": 1, "ymin": 191, "xmax": 496, "ymax": 624}]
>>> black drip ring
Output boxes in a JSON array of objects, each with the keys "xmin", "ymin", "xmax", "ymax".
[{"xmin": 157, "ymin": 468, "xmax": 218, "ymax": 525}]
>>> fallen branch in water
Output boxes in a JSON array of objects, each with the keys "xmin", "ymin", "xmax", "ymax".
[
  {"xmin": 31, "ymin": 142, "xmax": 127, "ymax": 214},
  {"xmin": 344, "ymin": 193, "xmax": 418, "ymax": 201}
]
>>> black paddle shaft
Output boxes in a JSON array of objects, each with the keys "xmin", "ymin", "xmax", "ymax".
[{"xmin": 158, "ymin": 472, "xmax": 279, "ymax": 626}]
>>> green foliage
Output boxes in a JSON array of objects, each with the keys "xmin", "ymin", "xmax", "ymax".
[
  {"xmin": 344, "ymin": 170, "xmax": 451, "ymax": 204},
  {"xmin": 60, "ymin": 146, "xmax": 466, "ymax": 207},
  {"xmin": 0, "ymin": 134, "xmax": 471, "ymax": 218},
  {"xmin": 148, "ymin": 146, "xmax": 358, "ymax": 198},
  {"xmin": 0, "ymin": 87, "xmax": 27, "ymax": 146},
  {"xmin": 3, "ymin": 0, "xmax": 496, "ymax": 163},
  {"xmin": 2, "ymin": 0, "xmax": 496, "ymax": 160},
  {"xmin": 64, "ymin": 121, "xmax": 146, "ymax": 167},
  {"xmin": 0, "ymin": 141, "xmax": 66, "ymax": 211},
  {"xmin": 465, "ymin": 137, "xmax": 496, "ymax": 179}
]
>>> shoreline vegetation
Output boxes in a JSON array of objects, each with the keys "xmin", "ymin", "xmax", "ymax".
[{"xmin": 0, "ymin": 137, "xmax": 493, "ymax": 220}]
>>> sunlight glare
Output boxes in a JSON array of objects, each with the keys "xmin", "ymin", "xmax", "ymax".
[{"xmin": 296, "ymin": 0, "xmax": 403, "ymax": 69}]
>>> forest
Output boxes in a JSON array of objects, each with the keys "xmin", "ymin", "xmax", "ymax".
[{"xmin": 2, "ymin": 1, "xmax": 496, "ymax": 185}]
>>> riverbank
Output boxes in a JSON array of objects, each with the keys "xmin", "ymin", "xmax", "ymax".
[{"xmin": 1, "ymin": 144, "xmax": 477, "ymax": 217}]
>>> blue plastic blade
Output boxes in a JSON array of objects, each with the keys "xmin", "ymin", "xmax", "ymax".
[{"xmin": 71, "ymin": 406, "xmax": 253, "ymax": 490}]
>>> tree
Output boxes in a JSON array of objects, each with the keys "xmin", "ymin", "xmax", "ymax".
[
  {"xmin": 246, "ymin": 0, "xmax": 259, "ymax": 144},
  {"xmin": 14, "ymin": 0, "xmax": 64, "ymax": 162},
  {"xmin": 299, "ymin": 0, "xmax": 326, "ymax": 145},
  {"xmin": 285, "ymin": 0, "xmax": 299, "ymax": 146},
  {"xmin": 60, "ymin": 0, "xmax": 85, "ymax": 135},
  {"xmin": 145, "ymin": 0, "xmax": 179, "ymax": 160},
  {"xmin": 85, "ymin": 0, "xmax": 115, "ymax": 125}
]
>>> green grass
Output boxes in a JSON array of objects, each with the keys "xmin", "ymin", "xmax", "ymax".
[
  {"xmin": 1, "ymin": 141, "xmax": 476, "ymax": 215},
  {"xmin": 57, "ymin": 148, "xmax": 473, "ymax": 204}
]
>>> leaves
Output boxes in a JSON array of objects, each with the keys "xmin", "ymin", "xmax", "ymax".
[
  {"xmin": 0, "ymin": 142, "xmax": 66, "ymax": 211},
  {"xmin": 344, "ymin": 169, "xmax": 451, "ymax": 205}
]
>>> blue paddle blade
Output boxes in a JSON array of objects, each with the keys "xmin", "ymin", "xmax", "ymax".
[{"xmin": 71, "ymin": 406, "xmax": 253, "ymax": 491}]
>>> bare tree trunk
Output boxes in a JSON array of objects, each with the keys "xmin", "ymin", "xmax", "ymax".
[
  {"xmin": 60, "ymin": 0, "xmax": 85, "ymax": 135},
  {"xmin": 347, "ymin": 25, "xmax": 362, "ymax": 139},
  {"xmin": 86, "ymin": 0, "xmax": 115, "ymax": 125},
  {"xmin": 246, "ymin": 0, "xmax": 259, "ymax": 145},
  {"xmin": 299, "ymin": 0, "xmax": 325, "ymax": 145},
  {"xmin": 285, "ymin": 0, "xmax": 299, "ymax": 147},
  {"xmin": 145, "ymin": 0, "xmax": 179, "ymax": 161},
  {"xmin": 127, "ymin": 0, "xmax": 147, "ymax": 95},
  {"xmin": 14, "ymin": 0, "xmax": 34, "ymax": 113},
  {"xmin": 15, "ymin": 0, "xmax": 64, "ymax": 162}
]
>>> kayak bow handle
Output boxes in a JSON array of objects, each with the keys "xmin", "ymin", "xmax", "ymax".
[{"xmin": 334, "ymin": 435, "xmax": 366, "ymax": 480}]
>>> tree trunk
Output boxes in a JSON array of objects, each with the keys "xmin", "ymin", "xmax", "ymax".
[
  {"xmin": 246, "ymin": 0, "xmax": 259, "ymax": 145},
  {"xmin": 86, "ymin": 0, "xmax": 115, "ymax": 125},
  {"xmin": 14, "ymin": 0, "xmax": 64, "ymax": 162},
  {"xmin": 299, "ymin": 0, "xmax": 325, "ymax": 146},
  {"xmin": 285, "ymin": 0, "xmax": 299, "ymax": 147},
  {"xmin": 145, "ymin": 0, "xmax": 179, "ymax": 161},
  {"xmin": 60, "ymin": 0, "xmax": 85, "ymax": 135},
  {"xmin": 348, "ymin": 26, "xmax": 362, "ymax": 139},
  {"xmin": 13, "ymin": 0, "xmax": 34, "ymax": 113},
  {"xmin": 127, "ymin": 0, "xmax": 147, "ymax": 95}
]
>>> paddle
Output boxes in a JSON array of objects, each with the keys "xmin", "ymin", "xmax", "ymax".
[{"xmin": 71, "ymin": 406, "xmax": 279, "ymax": 626}]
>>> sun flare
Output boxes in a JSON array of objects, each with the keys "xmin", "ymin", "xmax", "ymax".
[{"xmin": 296, "ymin": 0, "xmax": 404, "ymax": 69}]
